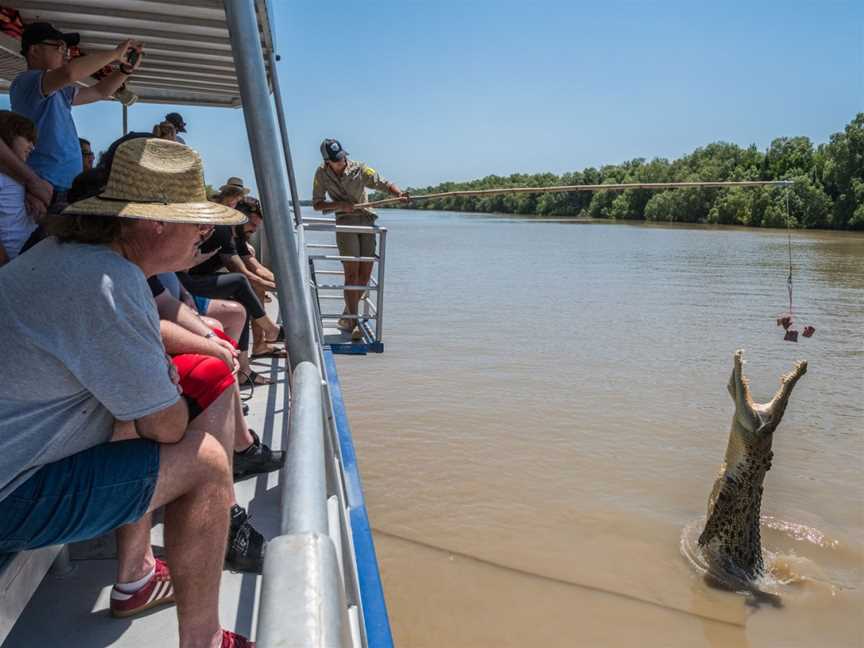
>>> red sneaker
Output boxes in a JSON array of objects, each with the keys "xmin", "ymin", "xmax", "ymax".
[
  {"xmin": 222, "ymin": 630, "xmax": 254, "ymax": 647},
  {"xmin": 109, "ymin": 558, "xmax": 175, "ymax": 618}
]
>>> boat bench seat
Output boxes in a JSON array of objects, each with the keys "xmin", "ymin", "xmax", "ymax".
[{"xmin": 0, "ymin": 546, "xmax": 64, "ymax": 644}]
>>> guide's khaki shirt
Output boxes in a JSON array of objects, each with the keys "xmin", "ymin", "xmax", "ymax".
[{"xmin": 312, "ymin": 160, "xmax": 392, "ymax": 220}]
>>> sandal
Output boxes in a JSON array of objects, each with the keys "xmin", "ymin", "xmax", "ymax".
[
  {"xmin": 238, "ymin": 370, "xmax": 272, "ymax": 393},
  {"xmin": 251, "ymin": 345, "xmax": 287, "ymax": 359}
]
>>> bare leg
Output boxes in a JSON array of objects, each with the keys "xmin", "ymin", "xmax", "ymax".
[
  {"xmin": 342, "ymin": 260, "xmax": 360, "ymax": 318},
  {"xmin": 144, "ymin": 388, "xmax": 236, "ymax": 648},
  {"xmin": 115, "ymin": 516, "xmax": 156, "ymax": 582},
  {"xmin": 200, "ymin": 299, "xmax": 246, "ymax": 343}
]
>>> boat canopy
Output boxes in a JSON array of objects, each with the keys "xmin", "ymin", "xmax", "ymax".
[{"xmin": 0, "ymin": 0, "xmax": 275, "ymax": 107}]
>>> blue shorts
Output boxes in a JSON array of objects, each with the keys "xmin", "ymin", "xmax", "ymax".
[
  {"xmin": 0, "ymin": 439, "xmax": 160, "ymax": 553},
  {"xmin": 193, "ymin": 295, "xmax": 210, "ymax": 315}
]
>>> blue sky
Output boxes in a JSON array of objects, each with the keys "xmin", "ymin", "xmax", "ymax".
[{"xmin": 3, "ymin": 0, "xmax": 862, "ymax": 197}]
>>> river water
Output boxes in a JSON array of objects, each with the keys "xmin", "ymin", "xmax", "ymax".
[{"xmin": 330, "ymin": 209, "xmax": 864, "ymax": 647}]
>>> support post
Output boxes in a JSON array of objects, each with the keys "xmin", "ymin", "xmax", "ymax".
[
  {"xmin": 122, "ymin": 104, "xmax": 128, "ymax": 135},
  {"xmin": 267, "ymin": 50, "xmax": 305, "ymax": 227},
  {"xmin": 224, "ymin": 0, "xmax": 318, "ymax": 369}
]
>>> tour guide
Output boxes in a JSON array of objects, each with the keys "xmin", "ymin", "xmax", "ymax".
[{"xmin": 312, "ymin": 139, "xmax": 407, "ymax": 339}]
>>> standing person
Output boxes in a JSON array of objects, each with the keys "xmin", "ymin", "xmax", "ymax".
[
  {"xmin": 312, "ymin": 139, "xmax": 407, "ymax": 339},
  {"xmin": 79, "ymin": 137, "xmax": 94, "ymax": 170},
  {"xmin": 165, "ymin": 112, "xmax": 187, "ymax": 144},
  {"xmin": 10, "ymin": 21, "xmax": 142, "ymax": 203}
]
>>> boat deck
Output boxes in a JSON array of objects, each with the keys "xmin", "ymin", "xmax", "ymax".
[{"xmin": 2, "ymin": 353, "xmax": 288, "ymax": 647}]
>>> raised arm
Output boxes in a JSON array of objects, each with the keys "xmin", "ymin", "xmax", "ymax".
[{"xmin": 73, "ymin": 41, "xmax": 144, "ymax": 106}]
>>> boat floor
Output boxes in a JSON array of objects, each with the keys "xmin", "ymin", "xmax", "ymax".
[{"xmin": 2, "ymin": 353, "xmax": 288, "ymax": 647}]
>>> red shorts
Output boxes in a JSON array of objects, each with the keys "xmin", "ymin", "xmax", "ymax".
[{"xmin": 172, "ymin": 354, "xmax": 235, "ymax": 419}]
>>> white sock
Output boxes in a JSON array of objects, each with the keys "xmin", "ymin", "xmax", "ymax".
[{"xmin": 115, "ymin": 565, "xmax": 155, "ymax": 593}]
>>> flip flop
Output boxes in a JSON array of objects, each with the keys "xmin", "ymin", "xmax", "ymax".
[
  {"xmin": 251, "ymin": 346, "xmax": 287, "ymax": 359},
  {"xmin": 238, "ymin": 369, "xmax": 273, "ymax": 388}
]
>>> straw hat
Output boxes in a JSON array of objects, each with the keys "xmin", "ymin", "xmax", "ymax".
[
  {"xmin": 219, "ymin": 176, "xmax": 251, "ymax": 195},
  {"xmin": 63, "ymin": 138, "xmax": 247, "ymax": 225}
]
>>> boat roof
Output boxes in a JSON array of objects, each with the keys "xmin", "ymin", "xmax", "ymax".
[{"xmin": 0, "ymin": 0, "xmax": 276, "ymax": 108}]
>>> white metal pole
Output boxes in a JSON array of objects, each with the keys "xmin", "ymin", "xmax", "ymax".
[{"xmin": 224, "ymin": 0, "xmax": 318, "ymax": 369}]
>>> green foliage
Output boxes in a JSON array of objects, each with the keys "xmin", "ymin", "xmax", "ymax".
[{"xmin": 385, "ymin": 114, "xmax": 862, "ymax": 230}]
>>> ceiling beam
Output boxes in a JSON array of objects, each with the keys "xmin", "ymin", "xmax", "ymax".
[{"xmin": 13, "ymin": 2, "xmax": 226, "ymax": 30}]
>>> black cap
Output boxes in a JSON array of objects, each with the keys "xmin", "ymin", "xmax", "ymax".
[
  {"xmin": 320, "ymin": 139, "xmax": 348, "ymax": 162},
  {"xmin": 21, "ymin": 22, "xmax": 80, "ymax": 56},
  {"xmin": 165, "ymin": 112, "xmax": 187, "ymax": 133}
]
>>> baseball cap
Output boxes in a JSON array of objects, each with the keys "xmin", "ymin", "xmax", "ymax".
[
  {"xmin": 165, "ymin": 112, "xmax": 187, "ymax": 133},
  {"xmin": 21, "ymin": 22, "xmax": 80, "ymax": 56},
  {"xmin": 320, "ymin": 139, "xmax": 348, "ymax": 162}
]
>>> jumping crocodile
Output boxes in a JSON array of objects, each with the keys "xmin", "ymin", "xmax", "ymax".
[{"xmin": 697, "ymin": 350, "xmax": 807, "ymax": 604}]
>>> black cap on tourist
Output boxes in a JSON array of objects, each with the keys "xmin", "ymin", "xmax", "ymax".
[
  {"xmin": 21, "ymin": 22, "xmax": 80, "ymax": 56},
  {"xmin": 165, "ymin": 112, "xmax": 187, "ymax": 133},
  {"xmin": 320, "ymin": 139, "xmax": 348, "ymax": 162}
]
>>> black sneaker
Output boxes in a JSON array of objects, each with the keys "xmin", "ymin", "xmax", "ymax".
[
  {"xmin": 233, "ymin": 430, "xmax": 285, "ymax": 481},
  {"xmin": 225, "ymin": 505, "xmax": 265, "ymax": 573}
]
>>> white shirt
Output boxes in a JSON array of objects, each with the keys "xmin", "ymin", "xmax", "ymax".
[{"xmin": 0, "ymin": 172, "xmax": 36, "ymax": 260}]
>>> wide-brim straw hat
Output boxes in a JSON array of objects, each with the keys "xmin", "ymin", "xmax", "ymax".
[{"xmin": 63, "ymin": 138, "xmax": 246, "ymax": 225}]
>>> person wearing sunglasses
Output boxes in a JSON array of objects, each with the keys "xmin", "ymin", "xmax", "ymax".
[{"xmin": 10, "ymin": 22, "xmax": 143, "ymax": 206}]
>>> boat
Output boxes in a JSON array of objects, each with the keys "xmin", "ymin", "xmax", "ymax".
[{"xmin": 0, "ymin": 1, "xmax": 392, "ymax": 646}]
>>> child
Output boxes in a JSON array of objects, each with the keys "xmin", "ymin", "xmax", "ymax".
[{"xmin": 0, "ymin": 110, "xmax": 37, "ymax": 266}]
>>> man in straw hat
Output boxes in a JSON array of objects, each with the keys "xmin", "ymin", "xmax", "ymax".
[{"xmin": 0, "ymin": 138, "xmax": 256, "ymax": 647}]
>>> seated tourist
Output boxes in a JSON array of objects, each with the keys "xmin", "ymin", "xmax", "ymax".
[
  {"xmin": 235, "ymin": 196, "xmax": 277, "ymax": 287},
  {"xmin": 0, "ymin": 137, "xmax": 256, "ymax": 648},
  {"xmin": 0, "ymin": 111, "xmax": 38, "ymax": 266},
  {"xmin": 79, "ymin": 137, "xmax": 94, "ymax": 171},
  {"xmin": 178, "ymin": 179, "xmax": 284, "ymax": 384},
  {"xmin": 152, "ymin": 120, "xmax": 177, "ymax": 141}
]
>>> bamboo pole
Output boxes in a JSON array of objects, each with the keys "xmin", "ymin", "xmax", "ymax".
[{"xmin": 355, "ymin": 180, "xmax": 793, "ymax": 209}]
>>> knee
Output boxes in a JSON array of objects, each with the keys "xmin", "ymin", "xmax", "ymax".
[{"xmin": 192, "ymin": 434, "xmax": 233, "ymax": 499}]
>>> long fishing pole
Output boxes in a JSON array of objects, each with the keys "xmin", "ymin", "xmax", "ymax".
[{"xmin": 355, "ymin": 179, "xmax": 793, "ymax": 209}]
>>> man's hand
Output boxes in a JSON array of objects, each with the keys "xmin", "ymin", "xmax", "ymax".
[
  {"xmin": 166, "ymin": 355, "xmax": 182, "ymax": 394},
  {"xmin": 25, "ymin": 193, "xmax": 48, "ymax": 222},
  {"xmin": 397, "ymin": 191, "xmax": 410, "ymax": 203},
  {"xmin": 249, "ymin": 272, "xmax": 276, "ymax": 291},
  {"xmin": 114, "ymin": 39, "xmax": 143, "ymax": 67},
  {"xmin": 208, "ymin": 337, "xmax": 240, "ymax": 373},
  {"xmin": 25, "ymin": 176, "xmax": 53, "ymax": 207}
]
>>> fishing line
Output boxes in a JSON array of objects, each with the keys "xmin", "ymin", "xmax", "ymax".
[
  {"xmin": 373, "ymin": 527, "xmax": 747, "ymax": 629},
  {"xmin": 776, "ymin": 184, "xmax": 815, "ymax": 342}
]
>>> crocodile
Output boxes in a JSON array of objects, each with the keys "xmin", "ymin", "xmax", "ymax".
[{"xmin": 697, "ymin": 350, "xmax": 807, "ymax": 605}]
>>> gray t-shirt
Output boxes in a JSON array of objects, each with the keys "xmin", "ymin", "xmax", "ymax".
[{"xmin": 0, "ymin": 238, "xmax": 180, "ymax": 501}]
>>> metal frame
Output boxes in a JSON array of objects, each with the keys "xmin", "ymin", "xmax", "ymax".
[{"xmin": 304, "ymin": 220, "xmax": 388, "ymax": 353}]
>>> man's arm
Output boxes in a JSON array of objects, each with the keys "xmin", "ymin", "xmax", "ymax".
[
  {"xmin": 223, "ymin": 253, "xmax": 276, "ymax": 290},
  {"xmin": 242, "ymin": 254, "xmax": 275, "ymax": 282},
  {"xmin": 43, "ymin": 39, "xmax": 139, "ymax": 97},
  {"xmin": 135, "ymin": 397, "xmax": 189, "ymax": 444},
  {"xmin": 160, "ymin": 320, "xmax": 238, "ymax": 372},
  {"xmin": 312, "ymin": 199, "xmax": 354, "ymax": 213},
  {"xmin": 154, "ymin": 291, "xmax": 212, "ymax": 337},
  {"xmin": 362, "ymin": 164, "xmax": 408, "ymax": 199}
]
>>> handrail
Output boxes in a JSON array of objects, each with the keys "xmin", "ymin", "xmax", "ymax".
[{"xmin": 280, "ymin": 362, "xmax": 328, "ymax": 535}]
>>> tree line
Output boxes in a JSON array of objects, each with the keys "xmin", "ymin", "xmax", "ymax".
[{"xmin": 373, "ymin": 114, "xmax": 863, "ymax": 230}]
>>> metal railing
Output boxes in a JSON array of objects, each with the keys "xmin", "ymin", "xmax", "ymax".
[
  {"xmin": 225, "ymin": 1, "xmax": 389, "ymax": 646},
  {"xmin": 303, "ymin": 219, "xmax": 388, "ymax": 350}
]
